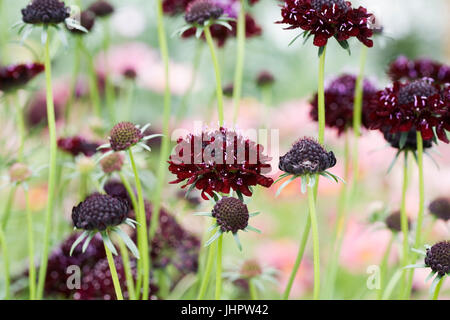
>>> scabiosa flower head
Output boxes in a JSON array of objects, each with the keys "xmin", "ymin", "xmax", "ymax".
[
  {"xmin": 279, "ymin": 137, "xmax": 336, "ymax": 175},
  {"xmin": 185, "ymin": 0, "xmax": 223, "ymax": 25},
  {"xmin": 72, "ymin": 194, "xmax": 129, "ymax": 231},
  {"xmin": 429, "ymin": 197, "xmax": 450, "ymax": 222},
  {"xmin": 57, "ymin": 136, "xmax": 100, "ymax": 157},
  {"xmin": 388, "ymin": 56, "xmax": 450, "ymax": 85},
  {"xmin": 256, "ymin": 71, "xmax": 275, "ymax": 88},
  {"xmin": 424, "ymin": 241, "xmax": 450, "ymax": 277},
  {"xmin": 104, "ymin": 180, "xmax": 133, "ymax": 209},
  {"xmin": 88, "ymin": 0, "xmax": 115, "ymax": 18},
  {"xmin": 278, "ymin": 0, "xmax": 375, "ymax": 48},
  {"xmin": 223, "ymin": 83, "xmax": 234, "ymax": 97},
  {"xmin": 100, "ymin": 152, "xmax": 125, "ymax": 174},
  {"xmin": 168, "ymin": 127, "xmax": 274, "ymax": 200},
  {"xmin": 310, "ymin": 74, "xmax": 377, "ymax": 135},
  {"xmin": 9, "ymin": 163, "xmax": 32, "ymax": 183},
  {"xmin": 123, "ymin": 67, "xmax": 137, "ymax": 80},
  {"xmin": 68, "ymin": 10, "xmax": 96, "ymax": 34},
  {"xmin": 21, "ymin": 0, "xmax": 70, "ymax": 24},
  {"xmin": 369, "ymin": 78, "xmax": 450, "ymax": 143},
  {"xmin": 240, "ymin": 259, "xmax": 263, "ymax": 279},
  {"xmin": 109, "ymin": 122, "xmax": 144, "ymax": 151},
  {"xmin": 212, "ymin": 197, "xmax": 249, "ymax": 233},
  {"xmin": 0, "ymin": 63, "xmax": 44, "ymax": 93},
  {"xmin": 385, "ymin": 211, "xmax": 410, "ymax": 233},
  {"xmin": 382, "ymin": 127, "xmax": 433, "ymax": 151}
]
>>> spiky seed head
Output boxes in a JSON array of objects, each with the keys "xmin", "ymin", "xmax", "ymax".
[
  {"xmin": 22, "ymin": 0, "xmax": 70, "ymax": 24},
  {"xmin": 100, "ymin": 152, "xmax": 124, "ymax": 174},
  {"xmin": 240, "ymin": 259, "xmax": 263, "ymax": 279},
  {"xmin": 424, "ymin": 241, "xmax": 450, "ymax": 277},
  {"xmin": 212, "ymin": 197, "xmax": 249, "ymax": 234},
  {"xmin": 109, "ymin": 122, "xmax": 144, "ymax": 151}
]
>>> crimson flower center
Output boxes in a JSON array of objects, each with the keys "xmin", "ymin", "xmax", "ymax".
[{"xmin": 397, "ymin": 80, "xmax": 438, "ymax": 105}]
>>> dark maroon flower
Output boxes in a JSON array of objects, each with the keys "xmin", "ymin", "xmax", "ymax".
[
  {"xmin": 212, "ymin": 197, "xmax": 249, "ymax": 234},
  {"xmin": 223, "ymin": 83, "xmax": 234, "ymax": 97},
  {"xmin": 279, "ymin": 137, "xmax": 336, "ymax": 175},
  {"xmin": 424, "ymin": 241, "xmax": 450, "ymax": 277},
  {"xmin": 57, "ymin": 136, "xmax": 100, "ymax": 157},
  {"xmin": 72, "ymin": 194, "xmax": 129, "ymax": 231},
  {"xmin": 385, "ymin": 211, "xmax": 410, "ymax": 233},
  {"xmin": 382, "ymin": 127, "xmax": 433, "ymax": 151},
  {"xmin": 104, "ymin": 180, "xmax": 134, "ymax": 209},
  {"xmin": 278, "ymin": 0, "xmax": 375, "ymax": 48},
  {"xmin": 185, "ymin": 0, "xmax": 223, "ymax": 25},
  {"xmin": 388, "ymin": 56, "xmax": 450, "ymax": 85},
  {"xmin": 368, "ymin": 78, "xmax": 450, "ymax": 144},
  {"xmin": 109, "ymin": 122, "xmax": 144, "ymax": 151},
  {"xmin": 0, "ymin": 63, "xmax": 44, "ymax": 92},
  {"xmin": 168, "ymin": 127, "xmax": 274, "ymax": 200},
  {"xmin": 429, "ymin": 197, "xmax": 450, "ymax": 222},
  {"xmin": 67, "ymin": 10, "xmax": 96, "ymax": 34},
  {"xmin": 310, "ymin": 74, "xmax": 377, "ymax": 135},
  {"xmin": 182, "ymin": 13, "xmax": 262, "ymax": 47},
  {"xmin": 256, "ymin": 71, "xmax": 275, "ymax": 88},
  {"xmin": 21, "ymin": 0, "xmax": 70, "ymax": 25},
  {"xmin": 88, "ymin": 0, "xmax": 115, "ymax": 17},
  {"xmin": 26, "ymin": 91, "xmax": 64, "ymax": 127}
]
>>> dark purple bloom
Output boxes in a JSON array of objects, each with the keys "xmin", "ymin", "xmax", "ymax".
[
  {"xmin": 57, "ymin": 136, "xmax": 100, "ymax": 157},
  {"xmin": 0, "ymin": 63, "xmax": 44, "ymax": 92}
]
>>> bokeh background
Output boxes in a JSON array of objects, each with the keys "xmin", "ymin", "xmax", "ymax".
[{"xmin": 0, "ymin": 0, "xmax": 449, "ymax": 299}]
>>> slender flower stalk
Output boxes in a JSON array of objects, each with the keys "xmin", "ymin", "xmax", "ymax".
[
  {"xmin": 1, "ymin": 188, "xmax": 16, "ymax": 230},
  {"xmin": 102, "ymin": 20, "xmax": 116, "ymax": 122},
  {"xmin": 197, "ymin": 238, "xmax": 217, "ymax": 300},
  {"xmin": 204, "ymin": 25, "xmax": 224, "ymax": 126},
  {"xmin": 103, "ymin": 237, "xmax": 124, "ymax": 300},
  {"xmin": 317, "ymin": 47, "xmax": 326, "ymax": 144},
  {"xmin": 64, "ymin": 37, "xmax": 82, "ymax": 124},
  {"xmin": 36, "ymin": 35, "xmax": 58, "ymax": 300},
  {"xmin": 232, "ymin": 0, "xmax": 246, "ymax": 125},
  {"xmin": 13, "ymin": 94, "xmax": 26, "ymax": 161},
  {"xmin": 80, "ymin": 42, "xmax": 102, "ymax": 117},
  {"xmin": 432, "ymin": 277, "xmax": 445, "ymax": 300},
  {"xmin": 351, "ymin": 45, "xmax": 368, "ymax": 189},
  {"xmin": 24, "ymin": 188, "xmax": 36, "ymax": 300},
  {"xmin": 215, "ymin": 234, "xmax": 223, "ymax": 300},
  {"xmin": 404, "ymin": 132, "xmax": 426, "ymax": 298},
  {"xmin": 249, "ymin": 278, "xmax": 258, "ymax": 300},
  {"xmin": 399, "ymin": 152, "xmax": 410, "ymax": 293},
  {"xmin": 117, "ymin": 238, "xmax": 136, "ymax": 300},
  {"xmin": 128, "ymin": 150, "xmax": 150, "ymax": 300},
  {"xmin": 0, "ymin": 227, "xmax": 10, "ymax": 299},
  {"xmin": 377, "ymin": 234, "xmax": 394, "ymax": 300},
  {"xmin": 307, "ymin": 176, "xmax": 320, "ymax": 300},
  {"xmin": 149, "ymin": 0, "xmax": 172, "ymax": 278}
]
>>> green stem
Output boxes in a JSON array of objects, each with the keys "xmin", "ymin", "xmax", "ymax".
[
  {"xmin": 0, "ymin": 227, "xmax": 10, "ymax": 299},
  {"xmin": 13, "ymin": 93, "xmax": 25, "ymax": 162},
  {"xmin": 232, "ymin": 1, "xmax": 246, "ymax": 125},
  {"xmin": 25, "ymin": 189, "xmax": 36, "ymax": 300},
  {"xmin": 377, "ymin": 234, "xmax": 394, "ymax": 300},
  {"xmin": 249, "ymin": 278, "xmax": 258, "ymax": 300},
  {"xmin": 36, "ymin": 35, "xmax": 58, "ymax": 300},
  {"xmin": 103, "ymin": 237, "xmax": 124, "ymax": 300},
  {"xmin": 177, "ymin": 42, "xmax": 203, "ymax": 120},
  {"xmin": 283, "ymin": 216, "xmax": 311, "ymax": 300},
  {"xmin": 118, "ymin": 238, "xmax": 136, "ymax": 300},
  {"xmin": 432, "ymin": 277, "xmax": 444, "ymax": 300},
  {"xmin": 64, "ymin": 37, "xmax": 82, "ymax": 126},
  {"xmin": 197, "ymin": 239, "xmax": 217, "ymax": 300},
  {"xmin": 1, "ymin": 185, "xmax": 16, "ymax": 230},
  {"xmin": 149, "ymin": 0, "xmax": 172, "ymax": 262},
  {"xmin": 81, "ymin": 41, "xmax": 102, "ymax": 118},
  {"xmin": 307, "ymin": 178, "xmax": 320, "ymax": 300},
  {"xmin": 128, "ymin": 149, "xmax": 149, "ymax": 300},
  {"xmin": 351, "ymin": 45, "xmax": 367, "ymax": 187},
  {"xmin": 79, "ymin": 173, "xmax": 88, "ymax": 201},
  {"xmin": 124, "ymin": 81, "xmax": 135, "ymax": 122},
  {"xmin": 103, "ymin": 19, "xmax": 116, "ymax": 123},
  {"xmin": 317, "ymin": 46, "xmax": 327, "ymax": 145},
  {"xmin": 323, "ymin": 133, "xmax": 351, "ymax": 299},
  {"xmin": 400, "ymin": 152, "xmax": 410, "ymax": 294},
  {"xmin": 204, "ymin": 25, "xmax": 224, "ymax": 126},
  {"xmin": 404, "ymin": 132, "xmax": 425, "ymax": 299},
  {"xmin": 215, "ymin": 234, "xmax": 223, "ymax": 300}
]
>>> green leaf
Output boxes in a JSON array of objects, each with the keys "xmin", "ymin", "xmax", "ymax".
[
  {"xmin": 214, "ymin": 21, "xmax": 232, "ymax": 31},
  {"xmin": 273, "ymin": 173, "xmax": 291, "ymax": 184},
  {"xmin": 113, "ymin": 228, "xmax": 140, "ymax": 259},
  {"xmin": 288, "ymin": 32, "xmax": 305, "ymax": 47},
  {"xmin": 101, "ymin": 231, "xmax": 118, "ymax": 256},
  {"xmin": 249, "ymin": 211, "xmax": 260, "ymax": 217},
  {"xmin": 193, "ymin": 212, "xmax": 213, "ymax": 217},
  {"xmin": 82, "ymin": 231, "xmax": 95, "ymax": 253},
  {"xmin": 233, "ymin": 233, "xmax": 243, "ymax": 251},
  {"xmin": 318, "ymin": 46, "xmax": 326, "ymax": 57},
  {"xmin": 246, "ymin": 225, "xmax": 262, "ymax": 234},
  {"xmin": 399, "ymin": 132, "xmax": 408, "ymax": 150},
  {"xmin": 429, "ymin": 275, "xmax": 444, "ymax": 296},
  {"xmin": 70, "ymin": 231, "xmax": 89, "ymax": 256},
  {"xmin": 195, "ymin": 26, "xmax": 204, "ymax": 39},
  {"xmin": 337, "ymin": 39, "xmax": 351, "ymax": 55},
  {"xmin": 275, "ymin": 175, "xmax": 298, "ymax": 197},
  {"xmin": 205, "ymin": 230, "xmax": 222, "ymax": 247},
  {"xmin": 403, "ymin": 263, "xmax": 427, "ymax": 269},
  {"xmin": 300, "ymin": 176, "xmax": 307, "ymax": 194},
  {"xmin": 387, "ymin": 150, "xmax": 401, "ymax": 174}
]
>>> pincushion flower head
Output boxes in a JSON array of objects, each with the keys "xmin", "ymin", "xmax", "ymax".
[
  {"xmin": 310, "ymin": 74, "xmax": 377, "ymax": 135},
  {"xmin": 0, "ymin": 63, "xmax": 44, "ymax": 93},
  {"xmin": 385, "ymin": 211, "xmax": 411, "ymax": 233},
  {"xmin": 256, "ymin": 71, "xmax": 275, "ymax": 88},
  {"xmin": 369, "ymin": 78, "xmax": 450, "ymax": 144},
  {"xmin": 277, "ymin": 137, "xmax": 340, "ymax": 194},
  {"xmin": 429, "ymin": 197, "xmax": 450, "ymax": 222},
  {"xmin": 18, "ymin": 0, "xmax": 88, "ymax": 42},
  {"xmin": 70, "ymin": 193, "xmax": 139, "ymax": 258},
  {"xmin": 195, "ymin": 194, "xmax": 261, "ymax": 250},
  {"xmin": 278, "ymin": 0, "xmax": 375, "ymax": 50},
  {"xmin": 88, "ymin": 0, "xmax": 115, "ymax": 18},
  {"xmin": 388, "ymin": 56, "xmax": 450, "ymax": 85},
  {"xmin": 57, "ymin": 136, "xmax": 100, "ymax": 157},
  {"xmin": 168, "ymin": 127, "xmax": 274, "ymax": 200}
]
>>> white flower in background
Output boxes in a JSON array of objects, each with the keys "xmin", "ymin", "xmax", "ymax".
[{"xmin": 111, "ymin": 6, "xmax": 146, "ymax": 38}]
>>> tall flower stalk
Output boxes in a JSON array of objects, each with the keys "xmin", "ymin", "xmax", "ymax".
[
  {"xmin": 232, "ymin": 0, "xmax": 246, "ymax": 125},
  {"xmin": 0, "ymin": 227, "xmax": 10, "ymax": 299},
  {"xmin": 25, "ymin": 188, "xmax": 36, "ymax": 300}
]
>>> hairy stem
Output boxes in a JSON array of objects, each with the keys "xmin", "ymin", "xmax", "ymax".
[{"xmin": 36, "ymin": 36, "xmax": 58, "ymax": 300}]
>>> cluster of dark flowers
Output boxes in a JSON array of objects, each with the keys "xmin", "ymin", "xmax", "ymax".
[
  {"xmin": 164, "ymin": 0, "xmax": 262, "ymax": 47},
  {"xmin": 0, "ymin": 63, "xmax": 45, "ymax": 93},
  {"xmin": 57, "ymin": 136, "xmax": 101, "ymax": 157},
  {"xmin": 168, "ymin": 127, "xmax": 274, "ymax": 200}
]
